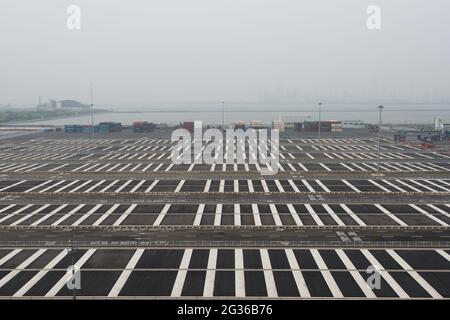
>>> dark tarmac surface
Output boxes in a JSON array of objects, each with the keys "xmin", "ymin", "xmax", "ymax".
[
  {"xmin": 0, "ymin": 133, "xmax": 449, "ymax": 299},
  {"xmin": 0, "ymin": 247, "xmax": 449, "ymax": 298},
  {"xmin": 0, "ymin": 228, "xmax": 449, "ymax": 247}
]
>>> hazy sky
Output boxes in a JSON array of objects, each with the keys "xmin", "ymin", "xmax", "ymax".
[{"xmin": 1, "ymin": 0, "xmax": 449, "ymax": 107}]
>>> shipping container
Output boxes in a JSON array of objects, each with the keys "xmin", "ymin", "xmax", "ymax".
[
  {"xmin": 133, "ymin": 121, "xmax": 155, "ymax": 132},
  {"xmin": 294, "ymin": 122, "xmax": 303, "ymax": 132},
  {"xmin": 181, "ymin": 121, "xmax": 195, "ymax": 132},
  {"xmin": 272, "ymin": 120, "xmax": 285, "ymax": 132},
  {"xmin": 249, "ymin": 120, "xmax": 264, "ymax": 129}
]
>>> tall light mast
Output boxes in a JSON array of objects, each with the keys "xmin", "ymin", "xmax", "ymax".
[{"xmin": 90, "ymin": 81, "xmax": 95, "ymax": 139}]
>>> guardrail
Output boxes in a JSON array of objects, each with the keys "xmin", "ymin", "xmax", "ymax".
[
  {"xmin": 0, "ymin": 225, "xmax": 448, "ymax": 231},
  {"xmin": 1, "ymin": 240, "xmax": 449, "ymax": 249},
  {"xmin": 1, "ymin": 191, "xmax": 449, "ymax": 196}
]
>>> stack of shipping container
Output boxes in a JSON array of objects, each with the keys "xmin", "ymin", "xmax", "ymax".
[
  {"xmin": 303, "ymin": 121, "xmax": 342, "ymax": 132},
  {"xmin": 133, "ymin": 121, "xmax": 155, "ymax": 133},
  {"xmin": 181, "ymin": 121, "xmax": 195, "ymax": 132},
  {"xmin": 64, "ymin": 122, "xmax": 122, "ymax": 133},
  {"xmin": 98, "ymin": 122, "xmax": 122, "ymax": 133}
]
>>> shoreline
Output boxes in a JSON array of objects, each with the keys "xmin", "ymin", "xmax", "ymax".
[{"xmin": 1, "ymin": 110, "xmax": 111, "ymax": 125}]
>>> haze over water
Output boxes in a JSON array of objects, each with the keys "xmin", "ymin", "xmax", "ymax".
[{"xmin": 23, "ymin": 102, "xmax": 450, "ymax": 126}]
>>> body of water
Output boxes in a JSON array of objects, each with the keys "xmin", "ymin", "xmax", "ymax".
[{"xmin": 12, "ymin": 103, "xmax": 450, "ymax": 126}]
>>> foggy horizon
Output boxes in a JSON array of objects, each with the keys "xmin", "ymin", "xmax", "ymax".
[{"xmin": 1, "ymin": 0, "xmax": 450, "ymax": 106}]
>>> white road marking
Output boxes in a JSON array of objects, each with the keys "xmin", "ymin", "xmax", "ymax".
[
  {"xmin": 0, "ymin": 249, "xmax": 22, "ymax": 267},
  {"xmin": 260, "ymin": 249, "xmax": 278, "ymax": 297},
  {"xmin": 310, "ymin": 249, "xmax": 343, "ymax": 298},
  {"xmin": 153, "ymin": 204, "xmax": 171, "ymax": 226},
  {"xmin": 427, "ymin": 204, "xmax": 450, "ymax": 219},
  {"xmin": 386, "ymin": 249, "xmax": 442, "ymax": 298},
  {"xmin": 285, "ymin": 249, "xmax": 310, "ymax": 297},
  {"xmin": 436, "ymin": 250, "xmax": 450, "ymax": 262},
  {"xmin": 368, "ymin": 180, "xmax": 391, "ymax": 192},
  {"xmin": 287, "ymin": 204, "xmax": 303, "ymax": 225},
  {"xmin": 144, "ymin": 180, "xmax": 159, "ymax": 192},
  {"xmin": 114, "ymin": 180, "xmax": 133, "ymax": 193},
  {"xmin": 261, "ymin": 180, "xmax": 270, "ymax": 193},
  {"xmin": 288, "ymin": 180, "xmax": 300, "ymax": 192},
  {"xmin": 360, "ymin": 249, "xmax": 409, "ymax": 298},
  {"xmin": 170, "ymin": 249, "xmax": 193, "ymax": 297},
  {"xmin": 334, "ymin": 249, "xmax": 376, "ymax": 298},
  {"xmin": 274, "ymin": 180, "xmax": 285, "ymax": 192},
  {"xmin": 71, "ymin": 204, "xmax": 102, "ymax": 226},
  {"xmin": 129, "ymin": 180, "xmax": 146, "ymax": 193},
  {"xmin": 52, "ymin": 204, "xmax": 85, "ymax": 226},
  {"xmin": 269, "ymin": 204, "xmax": 283, "ymax": 226},
  {"xmin": 92, "ymin": 204, "xmax": 120, "ymax": 226},
  {"xmin": 235, "ymin": 249, "xmax": 245, "ymax": 297},
  {"xmin": 14, "ymin": 250, "xmax": 68, "ymax": 297},
  {"xmin": 374, "ymin": 204, "xmax": 408, "ymax": 226},
  {"xmin": 422, "ymin": 180, "xmax": 450, "ymax": 192},
  {"xmin": 69, "ymin": 180, "xmax": 93, "ymax": 193},
  {"xmin": 382, "ymin": 180, "xmax": 406, "ymax": 192},
  {"xmin": 396, "ymin": 179, "xmax": 422, "ymax": 192},
  {"xmin": 322, "ymin": 204, "xmax": 345, "ymax": 226},
  {"xmin": 234, "ymin": 204, "xmax": 241, "ymax": 226},
  {"xmin": 113, "ymin": 204, "xmax": 138, "ymax": 226},
  {"xmin": 214, "ymin": 204, "xmax": 222, "ymax": 226},
  {"xmin": 305, "ymin": 204, "xmax": 324, "ymax": 226},
  {"xmin": 203, "ymin": 179, "xmax": 211, "ymax": 193},
  {"xmin": 84, "ymin": 180, "xmax": 106, "ymax": 193},
  {"xmin": 193, "ymin": 204, "xmax": 205, "ymax": 226},
  {"xmin": 174, "ymin": 180, "xmax": 185, "ymax": 193},
  {"xmin": 302, "ymin": 180, "xmax": 315, "ymax": 192},
  {"xmin": 339, "ymin": 204, "xmax": 366, "ymax": 226},
  {"xmin": 98, "ymin": 180, "xmax": 118, "ymax": 192},
  {"xmin": 24, "ymin": 180, "xmax": 53, "ymax": 193},
  {"xmin": 319, "ymin": 163, "xmax": 331, "ymax": 172},
  {"xmin": 409, "ymin": 204, "xmax": 448, "ymax": 226},
  {"xmin": 234, "ymin": 180, "xmax": 239, "ymax": 193},
  {"xmin": 0, "ymin": 204, "xmax": 33, "ymax": 224},
  {"xmin": 342, "ymin": 180, "xmax": 361, "ymax": 193},
  {"xmin": 315, "ymin": 180, "xmax": 331, "ymax": 192},
  {"xmin": 340, "ymin": 163, "xmax": 355, "ymax": 171},
  {"xmin": 203, "ymin": 249, "xmax": 218, "ymax": 297},
  {"xmin": 10, "ymin": 204, "xmax": 51, "ymax": 226},
  {"xmin": 0, "ymin": 249, "xmax": 47, "ymax": 289},
  {"xmin": 252, "ymin": 204, "xmax": 262, "ymax": 226},
  {"xmin": 45, "ymin": 249, "xmax": 96, "ymax": 297}
]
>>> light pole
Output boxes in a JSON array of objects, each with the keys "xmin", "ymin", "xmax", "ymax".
[
  {"xmin": 221, "ymin": 101, "xmax": 225, "ymax": 130},
  {"xmin": 318, "ymin": 102, "xmax": 322, "ymax": 141},
  {"xmin": 377, "ymin": 105, "xmax": 384, "ymax": 173},
  {"xmin": 90, "ymin": 81, "xmax": 95, "ymax": 139}
]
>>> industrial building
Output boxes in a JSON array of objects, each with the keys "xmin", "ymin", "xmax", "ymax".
[{"xmin": 36, "ymin": 98, "xmax": 90, "ymax": 112}]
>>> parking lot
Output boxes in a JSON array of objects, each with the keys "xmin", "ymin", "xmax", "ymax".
[
  {"xmin": 0, "ymin": 247, "xmax": 449, "ymax": 298},
  {"xmin": 0, "ymin": 202, "xmax": 449, "ymax": 227},
  {"xmin": 0, "ymin": 134, "xmax": 449, "ymax": 299}
]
